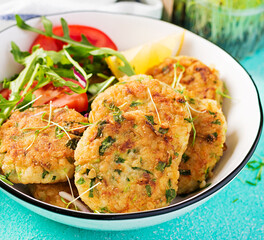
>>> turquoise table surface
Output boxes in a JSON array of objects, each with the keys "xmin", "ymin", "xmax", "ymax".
[{"xmin": 0, "ymin": 48, "xmax": 263, "ymax": 240}]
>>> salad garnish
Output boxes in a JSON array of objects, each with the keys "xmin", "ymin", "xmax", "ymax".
[{"xmin": 0, "ymin": 15, "xmax": 135, "ymax": 125}]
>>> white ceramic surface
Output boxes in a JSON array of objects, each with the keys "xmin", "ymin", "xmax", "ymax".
[{"xmin": 0, "ymin": 11, "xmax": 262, "ymax": 231}]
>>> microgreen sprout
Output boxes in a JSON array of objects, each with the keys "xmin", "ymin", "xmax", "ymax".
[
  {"xmin": 65, "ymin": 173, "xmax": 77, "ymax": 210},
  {"xmin": 65, "ymin": 182, "xmax": 101, "ymax": 209},
  {"xmin": 17, "ymin": 94, "xmax": 43, "ymax": 111},
  {"xmin": 171, "ymin": 62, "xmax": 185, "ymax": 89},
  {"xmin": 0, "ymin": 174, "xmax": 13, "ymax": 185},
  {"xmin": 147, "ymin": 87, "xmax": 161, "ymax": 125}
]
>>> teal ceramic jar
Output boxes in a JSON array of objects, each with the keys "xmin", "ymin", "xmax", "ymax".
[{"xmin": 173, "ymin": 0, "xmax": 264, "ymax": 59}]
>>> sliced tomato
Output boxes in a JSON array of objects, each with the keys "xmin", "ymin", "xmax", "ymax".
[
  {"xmin": 33, "ymin": 79, "xmax": 88, "ymax": 113},
  {"xmin": 30, "ymin": 25, "xmax": 117, "ymax": 52},
  {"xmin": 0, "ymin": 88, "xmax": 11, "ymax": 99}
]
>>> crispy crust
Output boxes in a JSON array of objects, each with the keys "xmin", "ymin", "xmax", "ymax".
[
  {"xmin": 75, "ymin": 111, "xmax": 189, "ymax": 213},
  {"xmin": 0, "ymin": 106, "xmax": 88, "ymax": 184},
  {"xmin": 146, "ymin": 56, "xmax": 224, "ymax": 106},
  {"xmin": 89, "ymin": 76, "xmax": 192, "ymax": 159},
  {"xmin": 178, "ymin": 99, "xmax": 227, "ymax": 195}
]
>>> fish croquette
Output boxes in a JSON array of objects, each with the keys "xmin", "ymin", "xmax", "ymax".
[
  {"xmin": 146, "ymin": 56, "xmax": 224, "ymax": 106},
  {"xmin": 0, "ymin": 106, "xmax": 88, "ymax": 184},
  {"xmin": 89, "ymin": 75, "xmax": 192, "ymax": 159},
  {"xmin": 75, "ymin": 111, "xmax": 188, "ymax": 213},
  {"xmin": 178, "ymin": 99, "xmax": 227, "ymax": 195}
]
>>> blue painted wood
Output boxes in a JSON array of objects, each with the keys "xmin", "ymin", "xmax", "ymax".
[{"xmin": 0, "ymin": 48, "xmax": 264, "ymax": 240}]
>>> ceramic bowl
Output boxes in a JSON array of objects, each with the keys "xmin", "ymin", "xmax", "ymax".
[{"xmin": 0, "ymin": 11, "xmax": 262, "ymax": 231}]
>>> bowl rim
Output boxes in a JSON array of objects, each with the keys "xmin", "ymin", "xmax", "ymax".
[{"xmin": 0, "ymin": 10, "xmax": 263, "ymax": 221}]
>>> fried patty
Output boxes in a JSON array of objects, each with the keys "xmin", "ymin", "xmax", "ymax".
[
  {"xmin": 29, "ymin": 182, "xmax": 78, "ymax": 209},
  {"xmin": 178, "ymin": 99, "xmax": 227, "ymax": 195},
  {"xmin": 75, "ymin": 111, "xmax": 189, "ymax": 213},
  {"xmin": 0, "ymin": 106, "xmax": 88, "ymax": 184},
  {"xmin": 89, "ymin": 75, "xmax": 192, "ymax": 160},
  {"xmin": 146, "ymin": 56, "xmax": 224, "ymax": 106}
]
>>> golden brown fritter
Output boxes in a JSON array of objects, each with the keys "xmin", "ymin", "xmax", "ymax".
[
  {"xmin": 29, "ymin": 182, "xmax": 79, "ymax": 210},
  {"xmin": 0, "ymin": 106, "xmax": 88, "ymax": 184},
  {"xmin": 89, "ymin": 75, "xmax": 192, "ymax": 160},
  {"xmin": 178, "ymin": 99, "xmax": 227, "ymax": 195},
  {"xmin": 146, "ymin": 56, "xmax": 224, "ymax": 106},
  {"xmin": 75, "ymin": 111, "xmax": 188, "ymax": 213}
]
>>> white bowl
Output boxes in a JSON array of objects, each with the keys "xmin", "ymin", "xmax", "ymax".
[{"xmin": 0, "ymin": 11, "xmax": 262, "ymax": 231}]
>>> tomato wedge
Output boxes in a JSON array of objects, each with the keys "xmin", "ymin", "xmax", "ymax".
[
  {"xmin": 33, "ymin": 79, "xmax": 88, "ymax": 113},
  {"xmin": 30, "ymin": 25, "xmax": 117, "ymax": 51},
  {"xmin": 28, "ymin": 25, "xmax": 118, "ymax": 112},
  {"xmin": 0, "ymin": 88, "xmax": 11, "ymax": 99}
]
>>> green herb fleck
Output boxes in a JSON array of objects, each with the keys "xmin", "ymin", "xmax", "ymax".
[
  {"xmin": 166, "ymin": 188, "xmax": 176, "ymax": 203},
  {"xmin": 42, "ymin": 169, "xmax": 49, "ymax": 179},
  {"xmin": 114, "ymin": 169, "xmax": 122, "ymax": 175},
  {"xmin": 208, "ymin": 111, "xmax": 216, "ymax": 116},
  {"xmin": 179, "ymin": 169, "xmax": 191, "ymax": 176},
  {"xmin": 76, "ymin": 177, "xmax": 85, "ymax": 185},
  {"xmin": 130, "ymin": 100, "xmax": 143, "ymax": 107},
  {"xmin": 75, "ymin": 165, "xmax": 81, "ymax": 172},
  {"xmin": 182, "ymin": 153, "xmax": 190, "ymax": 163},
  {"xmin": 216, "ymin": 89, "xmax": 231, "ymax": 99},
  {"xmin": 211, "ymin": 119, "xmax": 221, "ymax": 125},
  {"xmin": 232, "ymin": 198, "xmax": 239, "ymax": 203},
  {"xmin": 212, "ymin": 132, "xmax": 218, "ymax": 138},
  {"xmin": 52, "ymin": 176, "xmax": 56, "ymax": 181},
  {"xmin": 99, "ymin": 136, "xmax": 116, "ymax": 156},
  {"xmin": 156, "ymin": 161, "xmax": 167, "ymax": 171},
  {"xmin": 96, "ymin": 120, "xmax": 107, "ymax": 138},
  {"xmin": 66, "ymin": 138, "xmax": 80, "ymax": 150},
  {"xmin": 205, "ymin": 167, "xmax": 210, "ymax": 178},
  {"xmin": 0, "ymin": 174, "xmax": 13, "ymax": 185},
  {"xmin": 115, "ymin": 156, "xmax": 125, "ymax": 163},
  {"xmin": 89, "ymin": 178, "xmax": 96, "ymax": 198},
  {"xmin": 132, "ymin": 167, "xmax": 153, "ymax": 175},
  {"xmin": 158, "ymin": 127, "xmax": 169, "ymax": 134},
  {"xmin": 55, "ymin": 126, "xmax": 65, "ymax": 139},
  {"xmin": 145, "ymin": 115, "xmax": 155, "ymax": 125},
  {"xmin": 99, "ymin": 206, "xmax": 112, "ymax": 213},
  {"xmin": 103, "ymin": 101, "xmax": 124, "ymax": 123},
  {"xmin": 145, "ymin": 185, "xmax": 152, "ymax": 197}
]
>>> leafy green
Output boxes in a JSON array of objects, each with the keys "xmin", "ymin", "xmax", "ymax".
[
  {"xmin": 166, "ymin": 188, "xmax": 176, "ymax": 203},
  {"xmin": 145, "ymin": 115, "xmax": 155, "ymax": 125},
  {"xmin": 145, "ymin": 185, "xmax": 152, "ymax": 197},
  {"xmin": 76, "ymin": 177, "xmax": 85, "ymax": 185},
  {"xmin": 65, "ymin": 138, "xmax": 80, "ymax": 150},
  {"xmin": 115, "ymin": 156, "xmax": 126, "ymax": 164},
  {"xmin": 179, "ymin": 169, "xmax": 191, "ymax": 175},
  {"xmin": 0, "ymin": 43, "xmax": 91, "ymax": 125},
  {"xmin": 15, "ymin": 15, "xmax": 135, "ymax": 76},
  {"xmin": 130, "ymin": 100, "xmax": 143, "ymax": 107},
  {"xmin": 0, "ymin": 174, "xmax": 13, "ymax": 185},
  {"xmin": 158, "ymin": 127, "xmax": 169, "ymax": 134},
  {"xmin": 99, "ymin": 136, "xmax": 116, "ymax": 156},
  {"xmin": 42, "ymin": 169, "xmax": 49, "ymax": 179},
  {"xmin": 182, "ymin": 153, "xmax": 190, "ymax": 163},
  {"xmin": 89, "ymin": 178, "xmax": 96, "ymax": 198}
]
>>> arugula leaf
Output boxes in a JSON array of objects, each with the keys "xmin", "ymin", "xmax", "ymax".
[{"xmin": 15, "ymin": 15, "xmax": 135, "ymax": 76}]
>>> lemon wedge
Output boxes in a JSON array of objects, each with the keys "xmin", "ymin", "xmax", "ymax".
[{"xmin": 106, "ymin": 31, "xmax": 185, "ymax": 78}]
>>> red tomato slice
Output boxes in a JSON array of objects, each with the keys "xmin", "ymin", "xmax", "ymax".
[
  {"xmin": 0, "ymin": 88, "xmax": 11, "ymax": 99},
  {"xmin": 30, "ymin": 25, "xmax": 117, "ymax": 51},
  {"xmin": 33, "ymin": 79, "xmax": 88, "ymax": 113}
]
